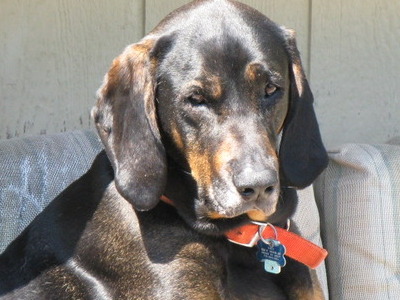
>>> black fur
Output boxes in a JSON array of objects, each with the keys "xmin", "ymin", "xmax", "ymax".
[{"xmin": 0, "ymin": 1, "xmax": 327, "ymax": 299}]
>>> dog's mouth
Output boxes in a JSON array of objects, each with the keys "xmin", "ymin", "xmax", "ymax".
[
  {"xmin": 161, "ymin": 191, "xmax": 279, "ymax": 236},
  {"xmin": 187, "ymin": 197, "xmax": 279, "ymax": 236},
  {"xmin": 189, "ymin": 212, "xmax": 276, "ymax": 237},
  {"xmin": 163, "ymin": 163, "xmax": 280, "ymax": 235},
  {"xmin": 199, "ymin": 186, "xmax": 279, "ymax": 222}
]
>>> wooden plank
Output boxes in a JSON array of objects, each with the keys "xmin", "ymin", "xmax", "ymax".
[
  {"xmin": 145, "ymin": 0, "xmax": 190, "ymax": 33},
  {"xmin": 310, "ymin": 0, "xmax": 400, "ymax": 147},
  {"xmin": 0, "ymin": 0, "xmax": 145, "ymax": 139}
]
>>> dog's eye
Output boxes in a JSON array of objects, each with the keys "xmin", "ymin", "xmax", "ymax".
[
  {"xmin": 265, "ymin": 83, "xmax": 278, "ymax": 97},
  {"xmin": 187, "ymin": 94, "xmax": 207, "ymax": 107}
]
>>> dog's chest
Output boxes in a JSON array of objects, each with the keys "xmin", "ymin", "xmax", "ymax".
[
  {"xmin": 76, "ymin": 195, "xmax": 288, "ymax": 299},
  {"xmin": 142, "ymin": 235, "xmax": 287, "ymax": 300}
]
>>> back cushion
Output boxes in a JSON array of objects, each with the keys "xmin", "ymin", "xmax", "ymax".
[{"xmin": 314, "ymin": 143, "xmax": 400, "ymax": 300}]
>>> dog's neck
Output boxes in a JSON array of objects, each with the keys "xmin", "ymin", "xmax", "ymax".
[{"xmin": 159, "ymin": 157, "xmax": 328, "ymax": 270}]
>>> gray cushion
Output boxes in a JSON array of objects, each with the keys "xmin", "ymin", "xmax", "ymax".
[
  {"xmin": 314, "ymin": 143, "xmax": 400, "ymax": 300},
  {"xmin": 295, "ymin": 186, "xmax": 329, "ymax": 299},
  {"xmin": 0, "ymin": 130, "xmax": 102, "ymax": 252}
]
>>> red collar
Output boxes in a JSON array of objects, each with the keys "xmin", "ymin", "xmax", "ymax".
[
  {"xmin": 225, "ymin": 223, "xmax": 327, "ymax": 269},
  {"xmin": 160, "ymin": 195, "xmax": 327, "ymax": 269}
]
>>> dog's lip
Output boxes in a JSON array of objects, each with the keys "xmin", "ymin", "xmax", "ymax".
[
  {"xmin": 207, "ymin": 211, "xmax": 231, "ymax": 219},
  {"xmin": 246, "ymin": 209, "xmax": 269, "ymax": 222},
  {"xmin": 207, "ymin": 209, "xmax": 269, "ymax": 222}
]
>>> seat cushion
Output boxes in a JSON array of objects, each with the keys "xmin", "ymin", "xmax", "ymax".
[
  {"xmin": 295, "ymin": 186, "xmax": 329, "ymax": 299},
  {"xmin": 314, "ymin": 143, "xmax": 400, "ymax": 300},
  {"xmin": 0, "ymin": 130, "xmax": 102, "ymax": 252}
]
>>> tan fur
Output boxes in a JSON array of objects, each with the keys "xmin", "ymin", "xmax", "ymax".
[
  {"xmin": 187, "ymin": 148, "xmax": 213, "ymax": 187},
  {"xmin": 246, "ymin": 209, "xmax": 268, "ymax": 222},
  {"xmin": 205, "ymin": 74, "xmax": 224, "ymax": 100},
  {"xmin": 290, "ymin": 269, "xmax": 325, "ymax": 300},
  {"xmin": 245, "ymin": 62, "xmax": 263, "ymax": 81},
  {"xmin": 171, "ymin": 124, "xmax": 185, "ymax": 151},
  {"xmin": 292, "ymin": 63, "xmax": 304, "ymax": 97},
  {"xmin": 207, "ymin": 212, "xmax": 227, "ymax": 219},
  {"xmin": 213, "ymin": 136, "xmax": 236, "ymax": 173}
]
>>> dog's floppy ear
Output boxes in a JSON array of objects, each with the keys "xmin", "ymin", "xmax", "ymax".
[
  {"xmin": 92, "ymin": 39, "xmax": 166, "ymax": 210},
  {"xmin": 279, "ymin": 29, "xmax": 328, "ymax": 188}
]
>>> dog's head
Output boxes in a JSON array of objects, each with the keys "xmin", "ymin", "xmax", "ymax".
[{"xmin": 92, "ymin": 0, "xmax": 328, "ymax": 235}]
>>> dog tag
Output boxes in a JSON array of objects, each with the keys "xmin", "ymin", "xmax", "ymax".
[
  {"xmin": 256, "ymin": 239, "xmax": 286, "ymax": 274},
  {"xmin": 263, "ymin": 260, "xmax": 282, "ymax": 274},
  {"xmin": 256, "ymin": 239, "xmax": 286, "ymax": 265}
]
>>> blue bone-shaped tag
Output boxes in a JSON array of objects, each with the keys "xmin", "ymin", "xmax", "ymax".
[{"xmin": 256, "ymin": 239, "xmax": 286, "ymax": 267}]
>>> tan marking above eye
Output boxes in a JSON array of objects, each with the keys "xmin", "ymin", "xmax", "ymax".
[
  {"xmin": 245, "ymin": 62, "xmax": 264, "ymax": 81},
  {"xmin": 207, "ymin": 74, "xmax": 223, "ymax": 99}
]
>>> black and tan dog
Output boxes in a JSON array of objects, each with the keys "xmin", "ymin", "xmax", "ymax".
[{"xmin": 0, "ymin": 0, "xmax": 328, "ymax": 299}]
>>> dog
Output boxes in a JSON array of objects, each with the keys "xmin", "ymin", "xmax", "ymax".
[{"xmin": 0, "ymin": 0, "xmax": 328, "ymax": 299}]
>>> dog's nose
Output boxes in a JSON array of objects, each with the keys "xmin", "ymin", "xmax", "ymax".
[{"xmin": 233, "ymin": 168, "xmax": 278, "ymax": 202}]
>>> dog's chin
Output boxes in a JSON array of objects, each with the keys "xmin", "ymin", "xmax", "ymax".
[{"xmin": 189, "ymin": 214, "xmax": 250, "ymax": 236}]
